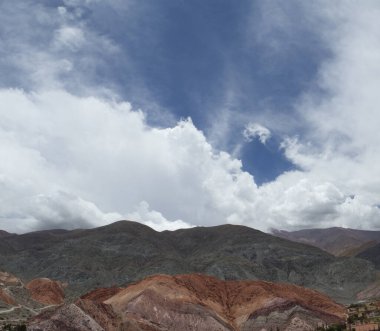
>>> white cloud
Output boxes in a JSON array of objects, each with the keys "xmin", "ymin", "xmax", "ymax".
[
  {"xmin": 243, "ymin": 123, "xmax": 271, "ymax": 144},
  {"xmin": 0, "ymin": 1, "xmax": 119, "ymax": 93},
  {"xmin": 54, "ymin": 26, "xmax": 85, "ymax": 50},
  {"xmin": 269, "ymin": 2, "xmax": 380, "ymax": 229},
  {"xmin": 1, "ymin": 1, "xmax": 380, "ymax": 234},
  {"xmin": 0, "ymin": 89, "xmax": 259, "ymax": 232},
  {"xmin": 1, "ymin": 85, "xmax": 379, "ymax": 234},
  {"xmin": 30, "ymin": 191, "xmax": 122, "ymax": 230},
  {"xmin": 126, "ymin": 201, "xmax": 193, "ymax": 232}
]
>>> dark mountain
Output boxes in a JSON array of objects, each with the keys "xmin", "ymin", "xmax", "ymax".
[
  {"xmin": 357, "ymin": 243, "xmax": 380, "ymax": 269},
  {"xmin": 0, "ymin": 221, "xmax": 376, "ymax": 303},
  {"xmin": 0, "ymin": 230, "xmax": 10, "ymax": 237},
  {"xmin": 272, "ymin": 227, "xmax": 380, "ymax": 257}
]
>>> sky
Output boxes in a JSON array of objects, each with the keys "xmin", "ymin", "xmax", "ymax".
[{"xmin": 1, "ymin": 0, "xmax": 380, "ymax": 233}]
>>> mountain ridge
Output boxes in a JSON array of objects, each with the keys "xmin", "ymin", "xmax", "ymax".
[
  {"xmin": 0, "ymin": 221, "xmax": 376, "ymax": 303},
  {"xmin": 272, "ymin": 227, "xmax": 380, "ymax": 257}
]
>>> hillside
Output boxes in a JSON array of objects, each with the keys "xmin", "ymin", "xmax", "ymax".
[
  {"xmin": 0, "ymin": 230, "xmax": 10, "ymax": 237},
  {"xmin": 272, "ymin": 227, "xmax": 380, "ymax": 257},
  {"xmin": 28, "ymin": 273, "xmax": 346, "ymax": 331},
  {"xmin": 0, "ymin": 221, "xmax": 376, "ymax": 303},
  {"xmin": 358, "ymin": 243, "xmax": 380, "ymax": 269},
  {"xmin": 0, "ymin": 271, "xmax": 65, "ymax": 327}
]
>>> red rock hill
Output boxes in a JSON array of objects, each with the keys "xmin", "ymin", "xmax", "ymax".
[
  {"xmin": 26, "ymin": 278, "xmax": 65, "ymax": 305},
  {"xmin": 29, "ymin": 273, "xmax": 346, "ymax": 331}
]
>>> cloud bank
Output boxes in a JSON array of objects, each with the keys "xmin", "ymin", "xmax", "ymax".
[
  {"xmin": 1, "ymin": 84, "xmax": 379, "ymax": 233},
  {"xmin": 0, "ymin": 1, "xmax": 380, "ymax": 233}
]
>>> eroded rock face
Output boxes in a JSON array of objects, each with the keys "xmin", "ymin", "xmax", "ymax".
[
  {"xmin": 0, "ymin": 271, "xmax": 20, "ymax": 306},
  {"xmin": 29, "ymin": 273, "xmax": 346, "ymax": 331},
  {"xmin": 0, "ymin": 271, "xmax": 68, "ymax": 327},
  {"xmin": 26, "ymin": 278, "xmax": 65, "ymax": 305},
  {"xmin": 0, "ymin": 288, "xmax": 16, "ymax": 305},
  {"xmin": 80, "ymin": 287, "xmax": 123, "ymax": 303},
  {"xmin": 106, "ymin": 274, "xmax": 345, "ymax": 331},
  {"xmin": 75, "ymin": 299, "xmax": 121, "ymax": 331},
  {"xmin": 0, "ymin": 271, "xmax": 22, "ymax": 286},
  {"xmin": 28, "ymin": 303, "xmax": 105, "ymax": 331}
]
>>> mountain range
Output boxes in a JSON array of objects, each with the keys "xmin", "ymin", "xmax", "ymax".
[
  {"xmin": 0, "ymin": 221, "xmax": 378, "ymax": 303},
  {"xmin": 272, "ymin": 227, "xmax": 380, "ymax": 257}
]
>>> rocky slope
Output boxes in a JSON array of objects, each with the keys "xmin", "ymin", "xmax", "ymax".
[
  {"xmin": 0, "ymin": 271, "xmax": 21, "ymax": 286},
  {"xmin": 357, "ymin": 242, "xmax": 380, "ymax": 269},
  {"xmin": 0, "ymin": 221, "xmax": 376, "ymax": 303},
  {"xmin": 0, "ymin": 230, "xmax": 10, "ymax": 237},
  {"xmin": 357, "ymin": 277, "xmax": 380, "ymax": 301},
  {"xmin": 272, "ymin": 227, "xmax": 380, "ymax": 257},
  {"xmin": 0, "ymin": 271, "xmax": 65, "ymax": 326},
  {"xmin": 28, "ymin": 273, "xmax": 346, "ymax": 331},
  {"xmin": 0, "ymin": 271, "xmax": 22, "ymax": 307},
  {"xmin": 26, "ymin": 278, "xmax": 65, "ymax": 305}
]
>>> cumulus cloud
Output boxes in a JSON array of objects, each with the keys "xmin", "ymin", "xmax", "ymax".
[
  {"xmin": 126, "ymin": 201, "xmax": 193, "ymax": 232},
  {"xmin": 243, "ymin": 123, "xmax": 271, "ymax": 144},
  {"xmin": 0, "ymin": 89, "xmax": 259, "ymax": 232},
  {"xmin": 1, "ymin": 86, "xmax": 379, "ymax": 234},
  {"xmin": 270, "ymin": 2, "xmax": 380, "ymax": 229},
  {"xmin": 1, "ymin": 1, "xmax": 380, "ymax": 234},
  {"xmin": 29, "ymin": 191, "xmax": 122, "ymax": 230}
]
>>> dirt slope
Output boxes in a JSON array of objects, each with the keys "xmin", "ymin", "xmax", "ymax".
[
  {"xmin": 0, "ymin": 271, "xmax": 66, "ymax": 327},
  {"xmin": 26, "ymin": 278, "xmax": 65, "ymax": 305}
]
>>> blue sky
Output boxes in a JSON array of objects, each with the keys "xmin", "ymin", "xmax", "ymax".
[
  {"xmin": 1, "ymin": 1, "xmax": 380, "ymax": 232},
  {"xmin": 47, "ymin": 0, "xmax": 329, "ymax": 183}
]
